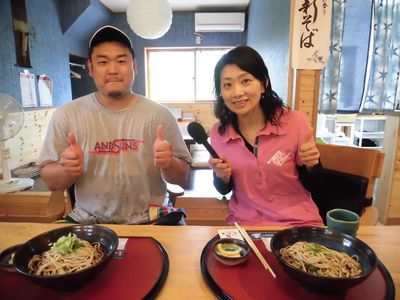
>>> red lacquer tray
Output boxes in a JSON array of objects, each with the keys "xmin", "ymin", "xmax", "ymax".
[
  {"xmin": 201, "ymin": 233, "xmax": 395, "ymax": 300},
  {"xmin": 0, "ymin": 237, "xmax": 168, "ymax": 300}
]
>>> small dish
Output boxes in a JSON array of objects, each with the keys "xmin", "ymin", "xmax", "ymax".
[
  {"xmin": 0, "ymin": 244, "xmax": 22, "ymax": 272},
  {"xmin": 212, "ymin": 238, "xmax": 249, "ymax": 266}
]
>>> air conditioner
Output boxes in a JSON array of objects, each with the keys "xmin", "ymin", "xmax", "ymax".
[{"xmin": 195, "ymin": 12, "xmax": 245, "ymax": 32}]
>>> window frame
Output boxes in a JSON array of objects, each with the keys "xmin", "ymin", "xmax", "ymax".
[{"xmin": 144, "ymin": 46, "xmax": 233, "ymax": 103}]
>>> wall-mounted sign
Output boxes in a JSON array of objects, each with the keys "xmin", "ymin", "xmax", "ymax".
[
  {"xmin": 38, "ymin": 74, "xmax": 53, "ymax": 107},
  {"xmin": 20, "ymin": 70, "xmax": 37, "ymax": 108},
  {"xmin": 292, "ymin": 0, "xmax": 332, "ymax": 69}
]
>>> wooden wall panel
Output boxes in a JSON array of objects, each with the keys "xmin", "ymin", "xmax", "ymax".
[
  {"xmin": 395, "ymin": 135, "xmax": 400, "ymax": 171},
  {"xmin": 387, "ymin": 172, "xmax": 400, "ymax": 224},
  {"xmin": 297, "ymin": 91, "xmax": 316, "ymax": 106},
  {"xmin": 164, "ymin": 102, "xmax": 217, "ymax": 134},
  {"xmin": 297, "ymin": 106, "xmax": 314, "ymax": 124},
  {"xmin": 3, "ymin": 108, "xmax": 55, "ymax": 171},
  {"xmin": 293, "ymin": 69, "xmax": 320, "ymax": 129},
  {"xmin": 387, "ymin": 133, "xmax": 400, "ymax": 224}
]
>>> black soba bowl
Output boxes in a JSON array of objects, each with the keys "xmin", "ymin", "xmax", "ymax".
[
  {"xmin": 0, "ymin": 244, "xmax": 22, "ymax": 272},
  {"xmin": 270, "ymin": 226, "xmax": 377, "ymax": 293},
  {"xmin": 13, "ymin": 225, "xmax": 118, "ymax": 291}
]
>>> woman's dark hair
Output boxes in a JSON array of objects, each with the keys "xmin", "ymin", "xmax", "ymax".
[{"xmin": 213, "ymin": 45, "xmax": 287, "ymax": 135}]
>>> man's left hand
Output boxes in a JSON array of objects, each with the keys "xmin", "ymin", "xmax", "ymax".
[{"xmin": 153, "ymin": 125, "xmax": 173, "ymax": 169}]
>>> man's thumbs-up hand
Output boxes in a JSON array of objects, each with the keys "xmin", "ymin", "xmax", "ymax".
[
  {"xmin": 153, "ymin": 125, "xmax": 173, "ymax": 169},
  {"xmin": 59, "ymin": 133, "xmax": 84, "ymax": 177},
  {"xmin": 298, "ymin": 127, "xmax": 320, "ymax": 168}
]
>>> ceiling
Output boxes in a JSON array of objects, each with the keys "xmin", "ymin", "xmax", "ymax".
[{"xmin": 99, "ymin": 0, "xmax": 250, "ymax": 13}]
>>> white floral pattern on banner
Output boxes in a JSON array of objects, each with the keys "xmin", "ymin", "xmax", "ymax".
[{"xmin": 318, "ymin": 0, "xmax": 346, "ymax": 113}]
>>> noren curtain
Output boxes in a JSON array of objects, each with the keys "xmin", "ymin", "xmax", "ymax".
[
  {"xmin": 318, "ymin": 0, "xmax": 346, "ymax": 113},
  {"xmin": 361, "ymin": 0, "xmax": 400, "ymax": 112}
]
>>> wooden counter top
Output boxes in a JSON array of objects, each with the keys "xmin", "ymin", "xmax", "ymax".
[{"xmin": 0, "ymin": 223, "xmax": 398, "ymax": 299}]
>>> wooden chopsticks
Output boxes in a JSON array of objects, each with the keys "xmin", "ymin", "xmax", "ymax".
[{"xmin": 234, "ymin": 222, "xmax": 277, "ymax": 278}]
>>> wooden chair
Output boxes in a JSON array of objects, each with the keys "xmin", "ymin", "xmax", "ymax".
[{"xmin": 316, "ymin": 143, "xmax": 385, "ymax": 225}]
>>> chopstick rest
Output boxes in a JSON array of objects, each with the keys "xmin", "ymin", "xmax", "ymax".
[{"xmin": 234, "ymin": 222, "xmax": 276, "ymax": 278}]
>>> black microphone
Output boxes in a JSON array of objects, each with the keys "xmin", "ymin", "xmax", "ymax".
[{"xmin": 187, "ymin": 122, "xmax": 220, "ymax": 159}]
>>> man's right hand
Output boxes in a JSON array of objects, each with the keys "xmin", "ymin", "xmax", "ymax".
[
  {"xmin": 59, "ymin": 133, "xmax": 84, "ymax": 178},
  {"xmin": 208, "ymin": 157, "xmax": 232, "ymax": 183}
]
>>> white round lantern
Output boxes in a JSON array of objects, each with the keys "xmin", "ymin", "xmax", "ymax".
[{"xmin": 126, "ymin": 0, "xmax": 172, "ymax": 39}]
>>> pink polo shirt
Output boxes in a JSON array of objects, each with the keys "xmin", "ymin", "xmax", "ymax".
[{"xmin": 210, "ymin": 109, "xmax": 323, "ymax": 226}]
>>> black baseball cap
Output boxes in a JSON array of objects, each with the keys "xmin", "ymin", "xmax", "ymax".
[{"xmin": 88, "ymin": 25, "xmax": 134, "ymax": 53}]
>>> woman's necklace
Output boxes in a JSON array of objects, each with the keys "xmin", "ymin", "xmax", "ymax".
[{"xmin": 240, "ymin": 122, "xmax": 265, "ymax": 147}]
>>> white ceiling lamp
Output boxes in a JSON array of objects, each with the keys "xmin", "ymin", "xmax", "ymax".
[{"xmin": 126, "ymin": 0, "xmax": 172, "ymax": 39}]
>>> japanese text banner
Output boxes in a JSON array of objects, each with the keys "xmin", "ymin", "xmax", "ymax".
[{"xmin": 292, "ymin": 0, "xmax": 332, "ymax": 69}]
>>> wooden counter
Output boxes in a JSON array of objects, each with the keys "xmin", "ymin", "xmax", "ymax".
[
  {"xmin": 0, "ymin": 223, "xmax": 398, "ymax": 299},
  {"xmin": 0, "ymin": 191, "xmax": 66, "ymax": 222}
]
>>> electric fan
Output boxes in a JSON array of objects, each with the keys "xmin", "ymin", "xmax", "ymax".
[{"xmin": 0, "ymin": 92, "xmax": 34, "ymax": 193}]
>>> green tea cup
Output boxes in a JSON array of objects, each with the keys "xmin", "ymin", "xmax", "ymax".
[{"xmin": 326, "ymin": 208, "xmax": 360, "ymax": 236}]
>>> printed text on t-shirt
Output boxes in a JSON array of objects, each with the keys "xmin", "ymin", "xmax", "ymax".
[{"xmin": 89, "ymin": 139, "xmax": 144, "ymax": 155}]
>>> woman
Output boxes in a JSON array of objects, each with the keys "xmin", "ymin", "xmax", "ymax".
[{"xmin": 209, "ymin": 46, "xmax": 323, "ymax": 226}]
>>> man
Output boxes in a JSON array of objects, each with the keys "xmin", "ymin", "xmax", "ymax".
[{"xmin": 38, "ymin": 25, "xmax": 191, "ymax": 224}]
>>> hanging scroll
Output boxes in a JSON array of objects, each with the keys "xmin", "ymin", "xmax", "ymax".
[{"xmin": 292, "ymin": 0, "xmax": 332, "ymax": 69}]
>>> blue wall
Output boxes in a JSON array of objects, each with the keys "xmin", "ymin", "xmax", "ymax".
[
  {"xmin": 247, "ymin": 0, "xmax": 291, "ymax": 103},
  {"xmin": 63, "ymin": 0, "xmax": 114, "ymax": 99},
  {"xmin": 64, "ymin": 0, "xmax": 113, "ymax": 57},
  {"xmin": 0, "ymin": 0, "xmax": 70, "ymax": 106},
  {"xmin": 0, "ymin": 0, "xmax": 289, "ymax": 107},
  {"xmin": 0, "ymin": 0, "xmax": 116, "ymax": 106},
  {"xmin": 110, "ymin": 12, "xmax": 247, "ymax": 95},
  {"xmin": 0, "ymin": 0, "xmax": 247, "ymax": 106},
  {"xmin": 56, "ymin": 0, "xmax": 91, "ymax": 34},
  {"xmin": 0, "ymin": 0, "xmax": 20, "ymax": 102}
]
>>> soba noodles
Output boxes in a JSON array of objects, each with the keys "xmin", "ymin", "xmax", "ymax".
[
  {"xmin": 280, "ymin": 241, "xmax": 362, "ymax": 278},
  {"xmin": 28, "ymin": 233, "xmax": 105, "ymax": 276}
]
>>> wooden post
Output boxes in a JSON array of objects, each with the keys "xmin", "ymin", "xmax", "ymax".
[{"xmin": 288, "ymin": 0, "xmax": 324, "ymax": 136}]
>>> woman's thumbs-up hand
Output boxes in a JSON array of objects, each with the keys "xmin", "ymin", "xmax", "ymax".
[
  {"xmin": 298, "ymin": 128, "xmax": 320, "ymax": 168},
  {"xmin": 59, "ymin": 133, "xmax": 84, "ymax": 178},
  {"xmin": 153, "ymin": 125, "xmax": 173, "ymax": 169}
]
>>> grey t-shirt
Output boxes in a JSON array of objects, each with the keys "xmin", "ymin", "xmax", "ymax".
[{"xmin": 38, "ymin": 93, "xmax": 191, "ymax": 224}]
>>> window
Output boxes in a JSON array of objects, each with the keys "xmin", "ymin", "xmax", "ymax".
[{"xmin": 145, "ymin": 47, "xmax": 231, "ymax": 102}]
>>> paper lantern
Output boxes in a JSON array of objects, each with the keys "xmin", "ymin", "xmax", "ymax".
[{"xmin": 126, "ymin": 0, "xmax": 172, "ymax": 39}]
